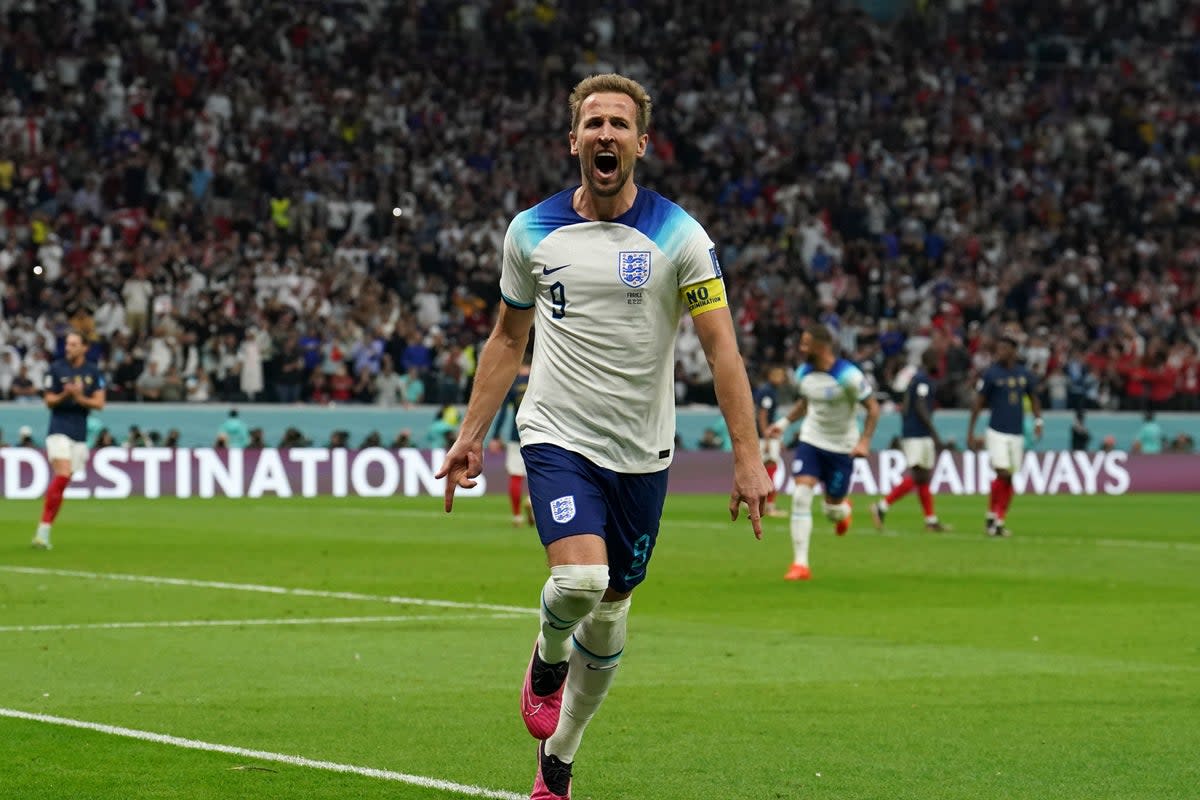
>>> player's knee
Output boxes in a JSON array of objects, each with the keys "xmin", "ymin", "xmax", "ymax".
[
  {"xmin": 573, "ymin": 596, "xmax": 630, "ymax": 675},
  {"xmin": 546, "ymin": 564, "xmax": 609, "ymax": 620},
  {"xmin": 791, "ymin": 483, "xmax": 814, "ymax": 515}
]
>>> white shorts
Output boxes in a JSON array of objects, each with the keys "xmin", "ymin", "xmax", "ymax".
[
  {"xmin": 505, "ymin": 441, "xmax": 526, "ymax": 477},
  {"xmin": 760, "ymin": 437, "xmax": 782, "ymax": 463},
  {"xmin": 901, "ymin": 436, "xmax": 936, "ymax": 470},
  {"xmin": 986, "ymin": 429, "xmax": 1024, "ymax": 473},
  {"xmin": 46, "ymin": 433, "xmax": 89, "ymax": 473}
]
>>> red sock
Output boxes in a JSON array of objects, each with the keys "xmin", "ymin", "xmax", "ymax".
[
  {"xmin": 765, "ymin": 462, "xmax": 778, "ymax": 504},
  {"xmin": 989, "ymin": 478, "xmax": 1004, "ymax": 516},
  {"xmin": 999, "ymin": 477, "xmax": 1014, "ymax": 517},
  {"xmin": 41, "ymin": 474, "xmax": 70, "ymax": 524},
  {"xmin": 508, "ymin": 475, "xmax": 523, "ymax": 516},
  {"xmin": 886, "ymin": 475, "xmax": 915, "ymax": 505},
  {"xmin": 916, "ymin": 483, "xmax": 935, "ymax": 517}
]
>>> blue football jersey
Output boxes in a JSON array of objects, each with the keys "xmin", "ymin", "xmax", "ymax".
[
  {"xmin": 976, "ymin": 364, "xmax": 1036, "ymax": 435},
  {"xmin": 44, "ymin": 359, "xmax": 106, "ymax": 442},
  {"xmin": 901, "ymin": 369, "xmax": 936, "ymax": 438}
]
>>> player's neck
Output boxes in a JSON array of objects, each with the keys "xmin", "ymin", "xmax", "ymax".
[
  {"xmin": 67, "ymin": 355, "xmax": 84, "ymax": 368},
  {"xmin": 573, "ymin": 183, "xmax": 638, "ymax": 222},
  {"xmin": 813, "ymin": 354, "xmax": 836, "ymax": 372}
]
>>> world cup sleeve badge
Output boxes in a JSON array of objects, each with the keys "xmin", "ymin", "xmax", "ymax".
[
  {"xmin": 708, "ymin": 247, "xmax": 722, "ymax": 277},
  {"xmin": 618, "ymin": 251, "xmax": 651, "ymax": 288}
]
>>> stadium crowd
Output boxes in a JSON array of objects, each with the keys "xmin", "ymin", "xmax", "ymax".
[{"xmin": 1, "ymin": 0, "xmax": 1199, "ymax": 419}]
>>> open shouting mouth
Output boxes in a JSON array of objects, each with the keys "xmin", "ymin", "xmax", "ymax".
[{"xmin": 594, "ymin": 151, "xmax": 619, "ymax": 179}]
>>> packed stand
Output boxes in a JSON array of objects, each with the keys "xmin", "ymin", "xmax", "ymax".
[{"xmin": 0, "ymin": 0, "xmax": 1197, "ymax": 419}]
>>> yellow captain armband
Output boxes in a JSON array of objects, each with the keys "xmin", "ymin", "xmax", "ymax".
[{"xmin": 681, "ymin": 277, "xmax": 728, "ymax": 317}]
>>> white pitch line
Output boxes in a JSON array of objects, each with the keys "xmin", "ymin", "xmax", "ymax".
[
  {"xmin": 658, "ymin": 516, "xmax": 1200, "ymax": 552},
  {"xmin": 855, "ymin": 527, "xmax": 1200, "ymax": 552},
  {"xmin": 0, "ymin": 613, "xmax": 522, "ymax": 634},
  {"xmin": 302, "ymin": 507, "xmax": 1200, "ymax": 552},
  {"xmin": 0, "ymin": 707, "xmax": 525, "ymax": 800},
  {"xmin": 0, "ymin": 567, "xmax": 537, "ymax": 615}
]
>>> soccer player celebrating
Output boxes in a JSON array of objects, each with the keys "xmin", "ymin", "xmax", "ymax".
[
  {"xmin": 754, "ymin": 365, "xmax": 790, "ymax": 517},
  {"xmin": 871, "ymin": 350, "xmax": 947, "ymax": 532},
  {"xmin": 767, "ymin": 324, "xmax": 880, "ymax": 581},
  {"xmin": 33, "ymin": 331, "xmax": 106, "ymax": 550},
  {"xmin": 967, "ymin": 334, "xmax": 1042, "ymax": 537},
  {"xmin": 436, "ymin": 73, "xmax": 771, "ymax": 800},
  {"xmin": 489, "ymin": 356, "xmax": 534, "ymax": 526}
]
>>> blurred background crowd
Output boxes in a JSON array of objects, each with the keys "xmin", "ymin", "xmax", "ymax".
[{"xmin": 1, "ymin": 0, "xmax": 1199, "ymax": 419}]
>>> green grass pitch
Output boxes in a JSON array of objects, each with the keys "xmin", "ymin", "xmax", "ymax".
[{"xmin": 0, "ymin": 492, "xmax": 1197, "ymax": 799}]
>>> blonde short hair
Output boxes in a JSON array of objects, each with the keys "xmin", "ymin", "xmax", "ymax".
[{"xmin": 569, "ymin": 73, "xmax": 652, "ymax": 135}]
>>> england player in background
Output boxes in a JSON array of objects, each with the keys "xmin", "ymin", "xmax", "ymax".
[
  {"xmin": 489, "ymin": 355, "xmax": 534, "ymax": 526},
  {"xmin": 754, "ymin": 365, "xmax": 790, "ymax": 517},
  {"xmin": 436, "ymin": 73, "xmax": 771, "ymax": 800},
  {"xmin": 33, "ymin": 331, "xmax": 105, "ymax": 550},
  {"xmin": 967, "ymin": 334, "xmax": 1042, "ymax": 537},
  {"xmin": 871, "ymin": 349, "xmax": 948, "ymax": 532},
  {"xmin": 767, "ymin": 324, "xmax": 880, "ymax": 581}
]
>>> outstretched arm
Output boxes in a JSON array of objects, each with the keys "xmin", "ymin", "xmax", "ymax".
[
  {"xmin": 911, "ymin": 393, "xmax": 942, "ymax": 449},
  {"xmin": 967, "ymin": 393, "xmax": 986, "ymax": 450},
  {"xmin": 852, "ymin": 395, "xmax": 880, "ymax": 458},
  {"xmin": 1028, "ymin": 389, "xmax": 1044, "ymax": 440},
  {"xmin": 768, "ymin": 397, "xmax": 807, "ymax": 438},
  {"xmin": 435, "ymin": 304, "xmax": 534, "ymax": 511},
  {"xmin": 692, "ymin": 306, "xmax": 773, "ymax": 540}
]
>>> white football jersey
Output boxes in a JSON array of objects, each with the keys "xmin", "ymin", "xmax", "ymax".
[
  {"xmin": 500, "ymin": 186, "xmax": 727, "ymax": 473},
  {"xmin": 795, "ymin": 358, "xmax": 873, "ymax": 453}
]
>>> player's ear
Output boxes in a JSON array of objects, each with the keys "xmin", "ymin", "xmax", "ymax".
[
  {"xmin": 569, "ymin": 130, "xmax": 579, "ymax": 157},
  {"xmin": 636, "ymin": 133, "xmax": 648, "ymax": 158}
]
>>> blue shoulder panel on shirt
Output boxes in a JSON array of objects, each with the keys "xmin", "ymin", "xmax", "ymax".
[
  {"xmin": 830, "ymin": 358, "xmax": 857, "ymax": 384},
  {"xmin": 625, "ymin": 189, "xmax": 699, "ymax": 264},
  {"xmin": 509, "ymin": 188, "xmax": 583, "ymax": 255},
  {"xmin": 795, "ymin": 364, "xmax": 813, "ymax": 381}
]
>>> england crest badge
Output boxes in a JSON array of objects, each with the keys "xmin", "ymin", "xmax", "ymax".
[
  {"xmin": 550, "ymin": 495, "xmax": 577, "ymax": 523},
  {"xmin": 618, "ymin": 251, "xmax": 651, "ymax": 288}
]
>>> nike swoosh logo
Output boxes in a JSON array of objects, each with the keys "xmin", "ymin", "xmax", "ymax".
[
  {"xmin": 585, "ymin": 662, "xmax": 619, "ymax": 671},
  {"xmin": 524, "ymin": 703, "xmax": 544, "ymax": 715},
  {"xmin": 542, "ymin": 264, "xmax": 571, "ymax": 275}
]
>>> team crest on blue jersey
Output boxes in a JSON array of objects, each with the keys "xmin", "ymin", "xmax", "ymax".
[
  {"xmin": 550, "ymin": 495, "xmax": 576, "ymax": 524},
  {"xmin": 618, "ymin": 251, "xmax": 651, "ymax": 288}
]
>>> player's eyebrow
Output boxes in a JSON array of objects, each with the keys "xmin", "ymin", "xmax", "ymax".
[{"xmin": 582, "ymin": 108, "xmax": 634, "ymax": 127}]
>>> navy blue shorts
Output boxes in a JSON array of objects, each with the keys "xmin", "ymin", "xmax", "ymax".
[
  {"xmin": 522, "ymin": 443, "xmax": 669, "ymax": 593},
  {"xmin": 792, "ymin": 441, "xmax": 853, "ymax": 501}
]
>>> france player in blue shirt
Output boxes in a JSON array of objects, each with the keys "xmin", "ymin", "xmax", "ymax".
[
  {"xmin": 34, "ymin": 331, "xmax": 106, "ymax": 550},
  {"xmin": 489, "ymin": 356, "xmax": 534, "ymax": 526},
  {"xmin": 753, "ymin": 366, "xmax": 789, "ymax": 517},
  {"xmin": 967, "ymin": 334, "xmax": 1043, "ymax": 537},
  {"xmin": 871, "ymin": 350, "xmax": 947, "ymax": 531}
]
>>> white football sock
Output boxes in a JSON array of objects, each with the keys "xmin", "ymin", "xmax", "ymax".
[
  {"xmin": 545, "ymin": 596, "xmax": 630, "ymax": 764},
  {"xmin": 790, "ymin": 483, "xmax": 814, "ymax": 566},
  {"xmin": 538, "ymin": 564, "xmax": 609, "ymax": 664}
]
